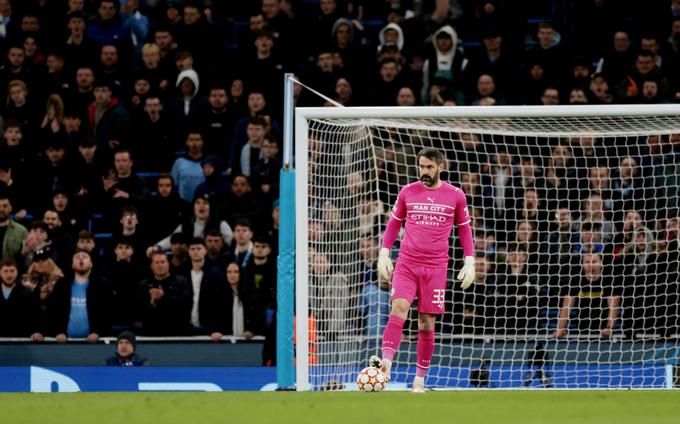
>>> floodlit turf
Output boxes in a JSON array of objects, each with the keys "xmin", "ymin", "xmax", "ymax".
[{"xmin": 1, "ymin": 391, "xmax": 678, "ymax": 424}]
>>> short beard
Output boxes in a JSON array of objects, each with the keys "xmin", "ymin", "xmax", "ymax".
[{"xmin": 420, "ymin": 173, "xmax": 439, "ymax": 187}]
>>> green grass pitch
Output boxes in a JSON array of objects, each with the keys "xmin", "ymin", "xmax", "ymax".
[{"xmin": 2, "ymin": 391, "xmax": 678, "ymax": 424}]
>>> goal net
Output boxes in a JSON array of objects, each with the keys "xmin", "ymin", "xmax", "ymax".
[{"xmin": 294, "ymin": 105, "xmax": 680, "ymax": 390}]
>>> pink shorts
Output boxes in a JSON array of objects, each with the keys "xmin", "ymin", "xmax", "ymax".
[{"xmin": 390, "ymin": 261, "xmax": 447, "ymax": 314}]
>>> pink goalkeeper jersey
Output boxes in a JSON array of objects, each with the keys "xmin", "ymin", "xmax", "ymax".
[{"xmin": 386, "ymin": 181, "xmax": 471, "ymax": 268}]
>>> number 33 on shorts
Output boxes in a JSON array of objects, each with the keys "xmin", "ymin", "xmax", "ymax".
[{"xmin": 432, "ymin": 289, "xmax": 445, "ymax": 311}]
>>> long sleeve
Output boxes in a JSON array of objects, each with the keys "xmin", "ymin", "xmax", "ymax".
[
  {"xmin": 382, "ymin": 187, "xmax": 407, "ymax": 249},
  {"xmin": 381, "ymin": 217, "xmax": 403, "ymax": 250},
  {"xmin": 458, "ymin": 221, "xmax": 474, "ymax": 257}
]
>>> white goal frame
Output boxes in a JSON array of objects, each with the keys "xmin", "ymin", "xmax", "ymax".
[{"xmin": 294, "ymin": 104, "xmax": 680, "ymax": 391}]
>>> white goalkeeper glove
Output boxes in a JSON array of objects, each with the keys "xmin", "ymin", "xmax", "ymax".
[
  {"xmin": 377, "ymin": 248, "xmax": 394, "ymax": 282},
  {"xmin": 457, "ymin": 256, "xmax": 475, "ymax": 290}
]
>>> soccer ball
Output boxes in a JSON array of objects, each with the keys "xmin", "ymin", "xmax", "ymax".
[{"xmin": 356, "ymin": 367, "xmax": 387, "ymax": 392}]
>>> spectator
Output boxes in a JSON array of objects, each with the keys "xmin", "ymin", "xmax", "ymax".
[
  {"xmin": 228, "ymin": 219, "xmax": 254, "ymax": 268},
  {"xmin": 153, "ymin": 24, "xmax": 178, "ymax": 70},
  {"xmin": 371, "ymin": 58, "xmax": 403, "ymax": 106},
  {"xmin": 86, "ymin": 78, "xmax": 130, "ymax": 157},
  {"xmin": 50, "ymin": 249, "xmax": 113, "ymax": 342},
  {"xmin": 121, "ymin": 0, "xmax": 149, "ymax": 61},
  {"xmin": 26, "ymin": 246, "xmax": 62, "ymax": 322},
  {"xmin": 568, "ymin": 88, "xmax": 588, "ymax": 104},
  {"xmin": 611, "ymin": 155, "xmax": 644, "ymax": 224},
  {"xmin": 97, "ymin": 44, "xmax": 127, "ymax": 91},
  {"xmin": 597, "ymin": 30, "xmax": 635, "ymax": 84},
  {"xmin": 174, "ymin": 2, "xmax": 219, "ymax": 74},
  {"xmin": 144, "ymin": 173, "xmax": 190, "ymax": 245},
  {"xmin": 148, "ymin": 194, "xmax": 233, "ymax": 254},
  {"xmin": 492, "ymin": 248, "xmax": 539, "ymax": 334},
  {"xmin": 20, "ymin": 220, "xmax": 50, "ymax": 269},
  {"xmin": 229, "ymin": 90, "xmax": 282, "ymax": 169},
  {"xmin": 194, "ymin": 155, "xmax": 229, "ymax": 205},
  {"xmin": 87, "ymin": 0, "xmax": 130, "ymax": 48},
  {"xmin": 540, "ymin": 87, "xmax": 560, "ymax": 105},
  {"xmin": 171, "ymin": 131, "xmax": 206, "ymax": 202},
  {"xmin": 309, "ymin": 250, "xmax": 349, "ymax": 339},
  {"xmin": 554, "ymin": 253, "xmax": 621, "ymax": 339},
  {"xmin": 396, "ymin": 86, "xmax": 417, "ymax": 106},
  {"xmin": 241, "ymin": 30, "xmax": 285, "ymax": 109},
  {"xmin": 222, "ymin": 175, "xmax": 263, "ymax": 229},
  {"xmin": 108, "ymin": 236, "xmax": 144, "ymax": 326},
  {"xmin": 542, "ymin": 206, "xmax": 580, "ymax": 293},
  {"xmin": 138, "ymin": 43, "xmax": 169, "ymax": 94},
  {"xmin": 167, "ymin": 69, "xmax": 206, "ymax": 141},
  {"xmin": 0, "ymin": 258, "xmax": 43, "ymax": 340},
  {"xmin": 167, "ymin": 233, "xmax": 190, "ymax": 276},
  {"xmin": 358, "ymin": 235, "xmax": 388, "ymax": 335},
  {"xmin": 575, "ymin": 221, "xmax": 605, "ymax": 256},
  {"xmin": 64, "ymin": 12, "xmax": 99, "ymax": 72},
  {"xmin": 200, "ymin": 85, "xmax": 235, "ymax": 158},
  {"xmin": 545, "ymin": 143, "xmax": 580, "ymax": 213},
  {"xmin": 588, "ymin": 72, "xmax": 614, "ymax": 104},
  {"xmin": 641, "ymin": 135, "xmax": 678, "ymax": 224},
  {"xmin": 33, "ymin": 138, "xmax": 76, "ymax": 214},
  {"xmin": 618, "ymin": 225, "xmax": 656, "ymax": 338},
  {"xmin": 617, "ymin": 50, "xmax": 669, "ymax": 102},
  {"xmin": 471, "ymin": 74, "xmax": 506, "ymax": 105},
  {"xmin": 204, "ymin": 229, "xmax": 230, "ymax": 270},
  {"xmin": 132, "ymin": 95, "xmax": 175, "ymax": 172},
  {"xmin": 235, "ymin": 117, "xmax": 267, "ymax": 177},
  {"xmin": 113, "ymin": 206, "xmax": 146, "ymax": 262},
  {"xmin": 134, "ymin": 251, "xmax": 191, "ymax": 336},
  {"xmin": 242, "ymin": 235, "xmax": 276, "ymax": 337},
  {"xmin": 525, "ymin": 22, "xmax": 567, "ymax": 83},
  {"xmin": 224, "ymin": 261, "xmax": 249, "ymax": 337},
  {"xmin": 105, "ymin": 331, "xmax": 149, "ymax": 366},
  {"xmin": 451, "ymin": 254, "xmax": 491, "ymax": 335},
  {"xmin": 421, "ymin": 25, "xmax": 464, "ymax": 101},
  {"xmin": 72, "ymin": 137, "xmax": 105, "ymax": 219},
  {"xmin": 76, "ymin": 230, "xmax": 103, "ymax": 268},
  {"xmin": 465, "ymin": 27, "xmax": 518, "ymax": 99},
  {"xmin": 180, "ymin": 237, "xmax": 228, "ymax": 339},
  {"xmin": 102, "ymin": 149, "xmax": 148, "ymax": 228},
  {"xmin": 0, "ymin": 193, "xmax": 27, "ymax": 261},
  {"xmin": 481, "ymin": 145, "xmax": 517, "ymax": 241},
  {"xmin": 42, "ymin": 208, "xmax": 76, "ymax": 270}
]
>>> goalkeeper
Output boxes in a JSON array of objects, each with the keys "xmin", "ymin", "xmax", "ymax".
[{"xmin": 371, "ymin": 148, "xmax": 475, "ymax": 393}]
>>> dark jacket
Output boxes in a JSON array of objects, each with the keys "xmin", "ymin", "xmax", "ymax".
[
  {"xmin": 144, "ymin": 193, "xmax": 191, "ymax": 244},
  {"xmin": 106, "ymin": 353, "xmax": 149, "ymax": 366},
  {"xmin": 107, "ymin": 259, "xmax": 145, "ymax": 326},
  {"xmin": 180, "ymin": 262, "xmax": 229, "ymax": 334},
  {"xmin": 87, "ymin": 98, "xmax": 131, "ymax": 154},
  {"xmin": 0, "ymin": 284, "xmax": 42, "ymax": 337},
  {"xmin": 48, "ymin": 272, "xmax": 114, "ymax": 337},
  {"xmin": 136, "ymin": 274, "xmax": 192, "ymax": 336}
]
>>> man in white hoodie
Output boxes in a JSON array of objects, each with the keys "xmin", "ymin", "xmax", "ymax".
[
  {"xmin": 421, "ymin": 25, "xmax": 467, "ymax": 101},
  {"xmin": 168, "ymin": 68, "xmax": 207, "ymax": 145},
  {"xmin": 378, "ymin": 23, "xmax": 405, "ymax": 53}
]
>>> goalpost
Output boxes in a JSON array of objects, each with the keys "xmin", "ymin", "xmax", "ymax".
[{"xmin": 294, "ymin": 105, "xmax": 680, "ymax": 391}]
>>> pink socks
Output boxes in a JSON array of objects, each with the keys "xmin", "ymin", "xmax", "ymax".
[
  {"xmin": 381, "ymin": 315, "xmax": 406, "ymax": 362},
  {"xmin": 382, "ymin": 316, "xmax": 435, "ymax": 379},
  {"xmin": 416, "ymin": 329, "xmax": 435, "ymax": 378}
]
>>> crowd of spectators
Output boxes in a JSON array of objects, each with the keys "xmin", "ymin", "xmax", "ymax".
[{"xmin": 0, "ymin": 0, "xmax": 679, "ymax": 352}]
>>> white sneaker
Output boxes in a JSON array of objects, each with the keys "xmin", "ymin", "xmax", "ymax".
[
  {"xmin": 368, "ymin": 355, "xmax": 391, "ymax": 382},
  {"xmin": 412, "ymin": 376, "xmax": 426, "ymax": 393},
  {"xmin": 382, "ymin": 359, "xmax": 392, "ymax": 383}
]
